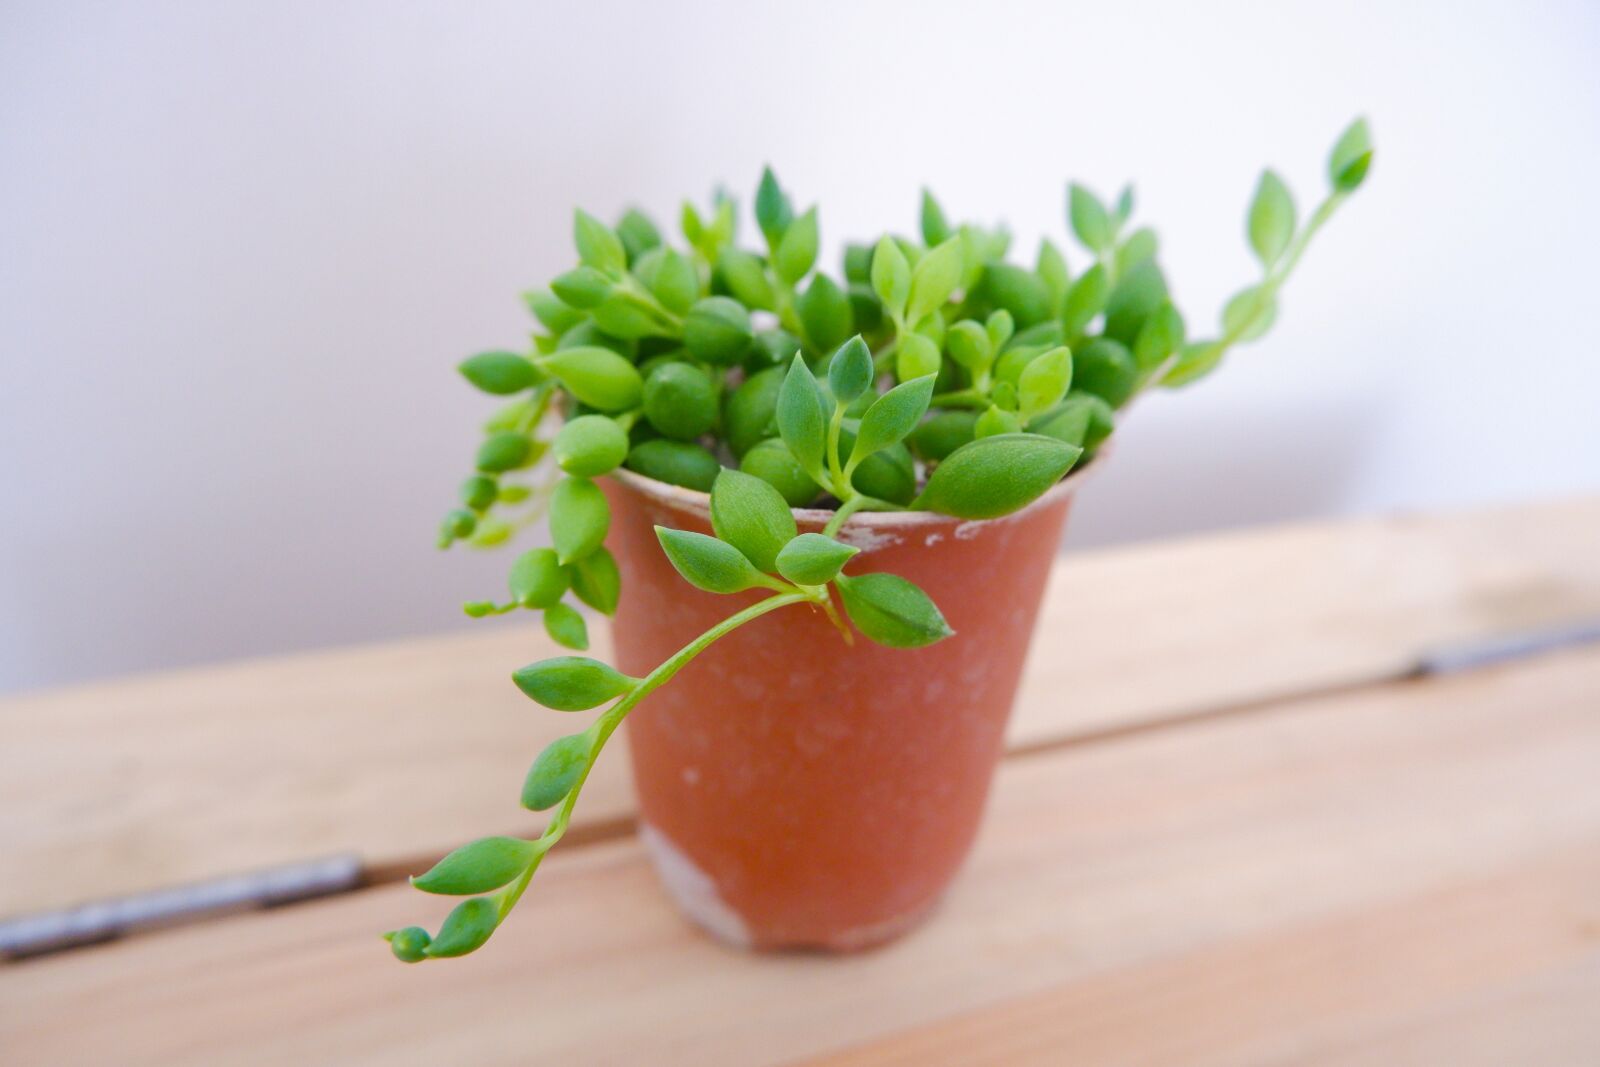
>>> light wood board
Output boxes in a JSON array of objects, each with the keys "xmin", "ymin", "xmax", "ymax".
[{"xmin": 3, "ymin": 644, "xmax": 1597, "ymax": 1065}]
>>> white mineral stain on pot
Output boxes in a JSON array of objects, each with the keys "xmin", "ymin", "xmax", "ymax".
[
  {"xmin": 835, "ymin": 525, "xmax": 903, "ymax": 552},
  {"xmin": 682, "ymin": 766, "xmax": 700, "ymax": 786},
  {"xmin": 953, "ymin": 521, "xmax": 985, "ymax": 541},
  {"xmin": 924, "ymin": 532, "xmax": 944, "ymax": 546},
  {"xmin": 639, "ymin": 822, "xmax": 751, "ymax": 949}
]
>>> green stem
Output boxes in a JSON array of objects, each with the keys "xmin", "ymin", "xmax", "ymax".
[
  {"xmin": 826, "ymin": 402, "xmax": 849, "ymax": 497},
  {"xmin": 822, "ymin": 494, "xmax": 902, "ymax": 539},
  {"xmin": 494, "ymin": 591, "xmax": 810, "ymax": 919}
]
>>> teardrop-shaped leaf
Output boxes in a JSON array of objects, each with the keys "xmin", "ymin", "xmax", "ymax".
[
  {"xmin": 645, "ymin": 246, "xmax": 697, "ymax": 315},
  {"xmin": 1162, "ymin": 341, "xmax": 1227, "ymax": 388},
  {"xmin": 776, "ymin": 353, "xmax": 829, "ymax": 482},
  {"xmin": 718, "ymin": 247, "xmax": 776, "ymax": 311},
  {"xmin": 549, "ymin": 477, "xmax": 609, "ymax": 564},
  {"xmin": 512, "ymin": 655, "xmax": 635, "ymax": 710},
  {"xmin": 1017, "ymin": 346, "xmax": 1073, "ymax": 420},
  {"xmin": 543, "ymin": 601, "xmax": 589, "ymax": 650},
  {"xmin": 1061, "ymin": 264, "xmax": 1108, "ymax": 337},
  {"xmin": 508, "ymin": 547, "xmax": 568, "ymax": 608},
  {"xmin": 946, "ymin": 320, "xmax": 992, "ymax": 374},
  {"xmin": 710, "ymin": 468, "xmax": 797, "ymax": 573},
  {"xmin": 521, "ymin": 732, "xmax": 592, "ymax": 811},
  {"xmin": 1328, "ymin": 117, "xmax": 1374, "ymax": 192},
  {"xmin": 567, "ymin": 546, "xmax": 621, "ymax": 615},
  {"xmin": 385, "ymin": 926, "xmax": 431, "ymax": 963},
  {"xmin": 1074, "ymin": 338, "xmax": 1139, "ymax": 408},
  {"xmin": 459, "ymin": 351, "xmax": 540, "ymax": 395},
  {"xmin": 574, "ymin": 209, "xmax": 627, "ymax": 275},
  {"xmin": 755, "ymin": 166, "xmax": 793, "ymax": 248},
  {"xmin": 905, "ymin": 236, "xmax": 964, "ymax": 324},
  {"xmin": 1248, "ymin": 170, "xmax": 1297, "ymax": 268},
  {"xmin": 1132, "ymin": 301, "xmax": 1187, "ymax": 373},
  {"xmin": 683, "ymin": 296, "xmax": 753, "ymax": 365},
  {"xmin": 1222, "ymin": 286, "xmax": 1278, "ymax": 343},
  {"xmin": 655, "ymin": 527, "xmax": 770, "ymax": 594},
  {"xmin": 1103, "ymin": 260, "xmax": 1169, "ymax": 346},
  {"xmin": 775, "ymin": 533, "xmax": 859, "ymax": 586},
  {"xmin": 835, "ymin": 572, "xmax": 953, "ymax": 648},
  {"xmin": 539, "ymin": 346, "xmax": 644, "ymax": 412},
  {"xmin": 870, "ymin": 236, "xmax": 911, "ymax": 322},
  {"xmin": 913, "ymin": 433, "xmax": 1080, "ymax": 519},
  {"xmin": 895, "ymin": 332, "xmax": 941, "ymax": 383},
  {"xmin": 616, "ymin": 207, "xmax": 661, "ymax": 263},
  {"xmin": 797, "ymin": 273, "xmax": 855, "ymax": 354},
  {"xmin": 425, "ymin": 897, "xmax": 501, "ymax": 958},
  {"xmin": 553, "ymin": 415, "xmax": 629, "ymax": 477},
  {"xmin": 826, "ymin": 335, "xmax": 874, "ymax": 405},
  {"xmin": 1068, "ymin": 184, "xmax": 1112, "ymax": 252},
  {"xmin": 412, "ymin": 836, "xmax": 538, "ymax": 896},
  {"xmin": 920, "ymin": 188, "xmax": 951, "ymax": 246},
  {"xmin": 774, "ymin": 206, "xmax": 819, "ymax": 284},
  {"xmin": 851, "ymin": 374, "xmax": 935, "ymax": 468},
  {"xmin": 476, "ymin": 432, "xmax": 531, "ymax": 473}
]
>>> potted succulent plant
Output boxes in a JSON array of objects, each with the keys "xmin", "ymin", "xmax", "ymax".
[{"xmin": 384, "ymin": 120, "xmax": 1374, "ymax": 962}]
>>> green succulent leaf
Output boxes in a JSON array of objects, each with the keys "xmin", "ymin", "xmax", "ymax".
[
  {"xmin": 523, "ymin": 288, "xmax": 585, "ymax": 334},
  {"xmin": 1073, "ymin": 337, "xmax": 1139, "ymax": 408},
  {"xmin": 476, "ymin": 432, "xmax": 531, "ymax": 473},
  {"xmin": 739, "ymin": 438, "xmax": 822, "ymax": 507},
  {"xmin": 643, "ymin": 362, "xmax": 718, "ymax": 440},
  {"xmin": 1328, "ymin": 117, "xmax": 1374, "ymax": 192},
  {"xmin": 625, "ymin": 439, "xmax": 721, "ymax": 492},
  {"xmin": 776, "ymin": 353, "xmax": 830, "ymax": 483},
  {"xmin": 549, "ymin": 477, "xmax": 610, "ymax": 564},
  {"xmin": 1132, "ymin": 300, "xmax": 1187, "ymax": 374},
  {"xmin": 615, "ymin": 207, "xmax": 661, "ymax": 263},
  {"xmin": 574, "ymin": 209, "xmax": 627, "ymax": 275},
  {"xmin": 644, "ymin": 247, "xmax": 697, "ymax": 315},
  {"xmin": 775, "ymin": 533, "xmax": 859, "ymax": 586},
  {"xmin": 460, "ymin": 474, "xmax": 498, "ymax": 512},
  {"xmin": 755, "ymin": 166, "xmax": 793, "ymax": 248},
  {"xmin": 835, "ymin": 572, "xmax": 953, "ymax": 648},
  {"xmin": 724, "ymin": 365, "xmax": 784, "ymax": 457},
  {"xmin": 539, "ymin": 347, "xmax": 644, "ymax": 412},
  {"xmin": 1115, "ymin": 228, "xmax": 1159, "ymax": 276},
  {"xmin": 413, "ymin": 836, "xmax": 539, "ymax": 896},
  {"xmin": 1103, "ymin": 260, "xmax": 1169, "ymax": 346},
  {"xmin": 1161, "ymin": 340, "xmax": 1227, "ymax": 388},
  {"xmin": 459, "ymin": 351, "xmax": 540, "ymax": 395},
  {"xmin": 508, "ymin": 547, "xmax": 569, "ymax": 608},
  {"xmin": 827, "ymin": 335, "xmax": 875, "ymax": 405},
  {"xmin": 1017, "ymin": 346, "xmax": 1073, "ymax": 420},
  {"xmin": 521, "ymin": 731, "xmax": 592, "ymax": 811},
  {"xmin": 920, "ymin": 188, "xmax": 951, "ymax": 246},
  {"xmin": 797, "ymin": 273, "xmax": 855, "ymax": 354},
  {"xmin": 543, "ymin": 601, "xmax": 589, "ymax": 650},
  {"xmin": 567, "ymin": 546, "xmax": 621, "ymax": 615},
  {"xmin": 911, "ymin": 409, "xmax": 978, "ymax": 461},
  {"xmin": 550, "ymin": 266, "xmax": 614, "ymax": 310},
  {"xmin": 914, "ymin": 433, "xmax": 1080, "ymax": 519},
  {"xmin": 851, "ymin": 373, "xmax": 935, "ymax": 467},
  {"xmin": 1061, "ymin": 264, "xmax": 1109, "ymax": 338},
  {"xmin": 425, "ymin": 897, "xmax": 501, "ymax": 958},
  {"xmin": 710, "ymin": 468, "xmax": 797, "ymax": 573},
  {"xmin": 718, "ymin": 247, "xmax": 776, "ymax": 311},
  {"xmin": 905, "ymin": 236, "xmax": 965, "ymax": 325},
  {"xmin": 385, "ymin": 926, "xmax": 432, "ymax": 963},
  {"xmin": 870, "ymin": 236, "xmax": 912, "ymax": 322},
  {"xmin": 978, "ymin": 263, "xmax": 1051, "ymax": 328},
  {"xmin": 1037, "ymin": 239, "xmax": 1070, "ymax": 309},
  {"xmin": 553, "ymin": 415, "xmax": 629, "ymax": 477},
  {"xmin": 683, "ymin": 296, "xmax": 754, "ymax": 365},
  {"xmin": 1068, "ymin": 183, "xmax": 1113, "ymax": 252},
  {"xmin": 985, "ymin": 309, "xmax": 1015, "ymax": 352},
  {"xmin": 774, "ymin": 206, "xmax": 819, "ymax": 285},
  {"xmin": 1222, "ymin": 285, "xmax": 1278, "ymax": 343},
  {"xmin": 512, "ymin": 655, "xmax": 635, "ymax": 710},
  {"xmin": 655, "ymin": 527, "xmax": 772, "ymax": 594},
  {"xmin": 895, "ymin": 332, "xmax": 941, "ymax": 383},
  {"xmin": 1248, "ymin": 170, "xmax": 1297, "ymax": 268},
  {"xmin": 946, "ymin": 320, "xmax": 993, "ymax": 375}
]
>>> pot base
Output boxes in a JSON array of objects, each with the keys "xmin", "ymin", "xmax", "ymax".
[{"xmin": 641, "ymin": 822, "xmax": 940, "ymax": 953}]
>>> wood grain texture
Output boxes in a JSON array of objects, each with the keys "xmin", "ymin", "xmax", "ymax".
[
  {"xmin": 2, "ymin": 496, "xmax": 1596, "ymax": 917},
  {"xmin": 4, "ymin": 646, "xmax": 1597, "ymax": 1066}
]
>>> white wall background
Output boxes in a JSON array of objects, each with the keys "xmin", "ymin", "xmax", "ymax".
[{"xmin": 3, "ymin": 0, "xmax": 1598, "ymax": 693}]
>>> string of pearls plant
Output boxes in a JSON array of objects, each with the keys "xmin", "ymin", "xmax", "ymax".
[{"xmin": 385, "ymin": 119, "xmax": 1374, "ymax": 961}]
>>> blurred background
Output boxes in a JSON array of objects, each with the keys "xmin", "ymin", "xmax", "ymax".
[{"xmin": 3, "ymin": 0, "xmax": 1598, "ymax": 693}]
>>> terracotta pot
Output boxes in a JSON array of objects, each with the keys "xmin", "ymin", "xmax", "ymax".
[{"xmin": 601, "ymin": 464, "xmax": 1090, "ymax": 951}]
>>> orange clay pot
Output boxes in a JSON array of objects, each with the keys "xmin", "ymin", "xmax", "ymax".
[{"xmin": 601, "ymin": 464, "xmax": 1090, "ymax": 952}]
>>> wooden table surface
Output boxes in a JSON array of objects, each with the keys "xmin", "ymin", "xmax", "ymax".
[{"xmin": 3, "ymin": 496, "xmax": 1599, "ymax": 1065}]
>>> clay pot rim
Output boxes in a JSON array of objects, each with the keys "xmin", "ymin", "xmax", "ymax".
[{"xmin": 607, "ymin": 449, "xmax": 1106, "ymax": 531}]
